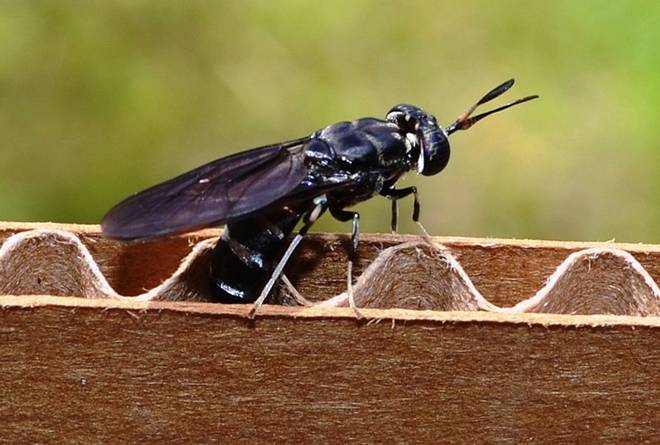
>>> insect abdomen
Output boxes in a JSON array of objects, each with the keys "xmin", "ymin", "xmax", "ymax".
[{"xmin": 209, "ymin": 206, "xmax": 304, "ymax": 303}]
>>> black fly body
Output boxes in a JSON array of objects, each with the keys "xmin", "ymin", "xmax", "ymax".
[{"xmin": 102, "ymin": 79, "xmax": 538, "ymax": 315}]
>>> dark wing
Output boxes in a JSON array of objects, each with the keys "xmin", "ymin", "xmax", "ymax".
[{"xmin": 101, "ymin": 137, "xmax": 310, "ymax": 240}]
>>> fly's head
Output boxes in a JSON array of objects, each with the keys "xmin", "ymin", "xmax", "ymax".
[{"xmin": 386, "ymin": 104, "xmax": 450, "ymax": 176}]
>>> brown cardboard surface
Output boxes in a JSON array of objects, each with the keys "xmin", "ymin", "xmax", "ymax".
[
  {"xmin": 1, "ymin": 222, "xmax": 659, "ymax": 442},
  {"xmin": 0, "ymin": 296, "xmax": 658, "ymax": 443}
]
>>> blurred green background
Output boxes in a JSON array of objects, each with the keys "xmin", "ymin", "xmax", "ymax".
[{"xmin": 1, "ymin": 1, "xmax": 658, "ymax": 242}]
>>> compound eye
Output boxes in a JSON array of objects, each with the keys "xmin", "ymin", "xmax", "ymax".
[{"xmin": 419, "ymin": 128, "xmax": 450, "ymax": 176}]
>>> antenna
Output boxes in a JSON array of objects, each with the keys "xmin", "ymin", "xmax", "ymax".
[{"xmin": 446, "ymin": 79, "xmax": 539, "ymax": 135}]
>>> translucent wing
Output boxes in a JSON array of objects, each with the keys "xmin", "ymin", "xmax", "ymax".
[{"xmin": 102, "ymin": 137, "xmax": 310, "ymax": 240}]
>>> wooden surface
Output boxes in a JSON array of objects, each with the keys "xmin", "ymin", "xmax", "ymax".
[
  {"xmin": 1, "ymin": 222, "xmax": 659, "ymax": 442},
  {"xmin": 0, "ymin": 296, "xmax": 659, "ymax": 443}
]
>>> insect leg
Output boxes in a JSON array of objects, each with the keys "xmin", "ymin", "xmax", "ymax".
[
  {"xmin": 329, "ymin": 208, "xmax": 360, "ymax": 261},
  {"xmin": 390, "ymin": 200, "xmax": 398, "ymax": 234},
  {"xmin": 329, "ymin": 207, "xmax": 363, "ymax": 319},
  {"xmin": 381, "ymin": 186, "xmax": 420, "ymax": 230},
  {"xmin": 381, "ymin": 186, "xmax": 433, "ymax": 244},
  {"xmin": 281, "ymin": 273, "xmax": 312, "ymax": 306},
  {"xmin": 249, "ymin": 196, "xmax": 327, "ymax": 318}
]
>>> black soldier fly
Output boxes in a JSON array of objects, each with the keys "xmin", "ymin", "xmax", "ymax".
[{"xmin": 102, "ymin": 79, "xmax": 538, "ymax": 314}]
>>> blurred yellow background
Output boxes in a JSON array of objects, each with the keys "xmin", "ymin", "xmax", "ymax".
[{"xmin": 1, "ymin": 1, "xmax": 658, "ymax": 242}]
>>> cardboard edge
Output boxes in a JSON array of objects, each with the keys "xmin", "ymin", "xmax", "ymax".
[
  {"xmin": 2, "ymin": 227, "xmax": 659, "ymax": 315},
  {"xmin": 2, "ymin": 222, "xmax": 659, "ymax": 253},
  {"xmin": 2, "ymin": 295, "xmax": 659, "ymax": 328},
  {"xmin": 506, "ymin": 247, "xmax": 660, "ymax": 313}
]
